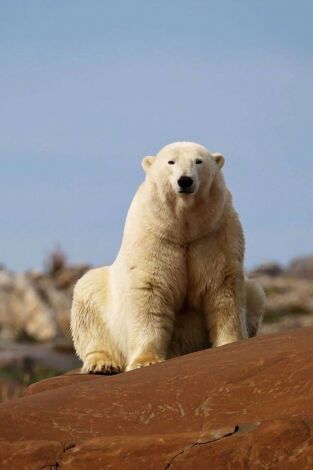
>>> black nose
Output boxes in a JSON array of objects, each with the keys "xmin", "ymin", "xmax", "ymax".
[{"xmin": 178, "ymin": 176, "xmax": 193, "ymax": 189}]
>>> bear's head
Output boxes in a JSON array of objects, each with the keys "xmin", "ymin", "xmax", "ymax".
[{"xmin": 142, "ymin": 142, "xmax": 224, "ymax": 198}]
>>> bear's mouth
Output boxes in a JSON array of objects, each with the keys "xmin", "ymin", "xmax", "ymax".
[{"xmin": 178, "ymin": 188, "xmax": 194, "ymax": 194}]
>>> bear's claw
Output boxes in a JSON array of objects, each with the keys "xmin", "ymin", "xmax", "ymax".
[
  {"xmin": 126, "ymin": 357, "xmax": 164, "ymax": 371},
  {"xmin": 82, "ymin": 352, "xmax": 121, "ymax": 375}
]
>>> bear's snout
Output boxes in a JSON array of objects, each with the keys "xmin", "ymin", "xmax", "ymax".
[{"xmin": 177, "ymin": 176, "xmax": 194, "ymax": 192}]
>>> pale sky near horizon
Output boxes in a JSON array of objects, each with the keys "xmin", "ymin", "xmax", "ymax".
[{"xmin": 1, "ymin": 1, "xmax": 313, "ymax": 272}]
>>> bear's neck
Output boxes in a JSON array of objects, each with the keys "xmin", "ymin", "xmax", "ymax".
[{"xmin": 139, "ymin": 173, "xmax": 229, "ymax": 245}]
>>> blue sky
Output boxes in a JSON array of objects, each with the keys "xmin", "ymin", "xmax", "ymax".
[{"xmin": 1, "ymin": 1, "xmax": 312, "ymax": 271}]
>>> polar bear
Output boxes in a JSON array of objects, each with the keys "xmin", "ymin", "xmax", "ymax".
[{"xmin": 71, "ymin": 142, "xmax": 265, "ymax": 373}]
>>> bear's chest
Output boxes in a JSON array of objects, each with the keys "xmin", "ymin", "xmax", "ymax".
[{"xmin": 184, "ymin": 237, "xmax": 226, "ymax": 306}]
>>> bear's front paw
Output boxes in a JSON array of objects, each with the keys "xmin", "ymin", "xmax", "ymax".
[
  {"xmin": 126, "ymin": 355, "xmax": 164, "ymax": 371},
  {"xmin": 82, "ymin": 351, "xmax": 121, "ymax": 375}
]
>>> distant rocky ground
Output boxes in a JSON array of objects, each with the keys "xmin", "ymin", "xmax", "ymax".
[
  {"xmin": 250, "ymin": 256, "xmax": 313, "ymax": 334},
  {"xmin": 0, "ymin": 251, "xmax": 86, "ymax": 402},
  {"xmin": 1, "ymin": 251, "xmax": 313, "ymax": 401}
]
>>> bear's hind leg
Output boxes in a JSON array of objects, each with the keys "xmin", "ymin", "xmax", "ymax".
[
  {"xmin": 245, "ymin": 279, "xmax": 266, "ymax": 337},
  {"xmin": 71, "ymin": 267, "xmax": 125, "ymax": 374}
]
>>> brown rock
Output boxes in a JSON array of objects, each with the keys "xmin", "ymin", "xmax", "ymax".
[{"xmin": 0, "ymin": 328, "xmax": 313, "ymax": 468}]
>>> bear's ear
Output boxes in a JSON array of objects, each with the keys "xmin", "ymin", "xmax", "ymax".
[
  {"xmin": 142, "ymin": 156, "xmax": 155, "ymax": 173},
  {"xmin": 211, "ymin": 153, "xmax": 225, "ymax": 170}
]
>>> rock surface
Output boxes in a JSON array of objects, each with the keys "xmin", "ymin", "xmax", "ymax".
[{"xmin": 0, "ymin": 327, "xmax": 313, "ymax": 469}]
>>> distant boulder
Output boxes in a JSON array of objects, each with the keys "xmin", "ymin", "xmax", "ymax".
[
  {"xmin": 0, "ymin": 261, "xmax": 89, "ymax": 344},
  {"xmin": 288, "ymin": 256, "xmax": 313, "ymax": 279},
  {"xmin": 249, "ymin": 262, "xmax": 284, "ymax": 277}
]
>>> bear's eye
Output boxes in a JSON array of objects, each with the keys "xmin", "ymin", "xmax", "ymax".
[
  {"xmin": 168, "ymin": 160, "xmax": 175, "ymax": 165},
  {"xmin": 195, "ymin": 159, "xmax": 203, "ymax": 164}
]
